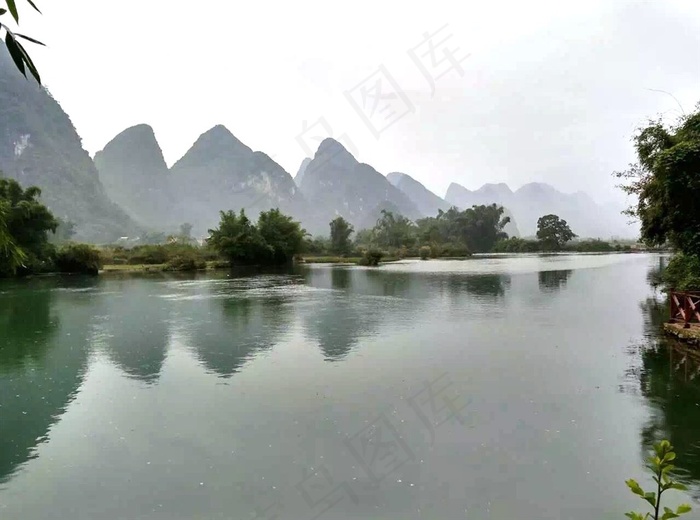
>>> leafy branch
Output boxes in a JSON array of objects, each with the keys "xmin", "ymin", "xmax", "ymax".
[
  {"xmin": 625, "ymin": 440, "xmax": 692, "ymax": 520},
  {"xmin": 0, "ymin": 0, "xmax": 44, "ymax": 83}
]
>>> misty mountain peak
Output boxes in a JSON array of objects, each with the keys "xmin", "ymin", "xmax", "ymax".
[
  {"xmin": 386, "ymin": 172, "xmax": 407, "ymax": 186},
  {"xmin": 315, "ymin": 138, "xmax": 353, "ymax": 161},
  {"xmin": 192, "ymin": 124, "xmax": 253, "ymax": 157}
]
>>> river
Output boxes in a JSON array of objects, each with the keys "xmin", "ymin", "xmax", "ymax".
[{"xmin": 0, "ymin": 253, "xmax": 698, "ymax": 519}]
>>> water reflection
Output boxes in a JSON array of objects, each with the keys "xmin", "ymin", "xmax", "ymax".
[
  {"xmin": 629, "ymin": 266, "xmax": 700, "ymax": 496},
  {"xmin": 446, "ymin": 273, "xmax": 510, "ymax": 298},
  {"xmin": 185, "ymin": 277, "xmax": 295, "ymax": 377},
  {"xmin": 97, "ymin": 279, "xmax": 171, "ymax": 383},
  {"xmin": 538, "ymin": 269, "xmax": 573, "ymax": 292},
  {"xmin": 0, "ymin": 280, "xmax": 92, "ymax": 484},
  {"xmin": 0, "ymin": 281, "xmax": 58, "ymax": 372}
]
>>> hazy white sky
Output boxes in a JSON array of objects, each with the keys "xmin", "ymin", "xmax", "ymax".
[{"xmin": 17, "ymin": 0, "xmax": 700, "ymax": 204}]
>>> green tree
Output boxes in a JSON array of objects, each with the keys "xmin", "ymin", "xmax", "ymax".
[
  {"xmin": 207, "ymin": 209, "xmax": 270, "ymax": 265},
  {"xmin": 0, "ymin": 178, "xmax": 57, "ymax": 275},
  {"xmin": 0, "ymin": 0, "xmax": 44, "ymax": 83},
  {"xmin": 256, "ymin": 208, "xmax": 306, "ymax": 264},
  {"xmin": 536, "ymin": 214, "xmax": 576, "ymax": 251},
  {"xmin": 373, "ymin": 210, "xmax": 416, "ymax": 249},
  {"xmin": 0, "ymin": 200, "xmax": 25, "ymax": 274},
  {"xmin": 329, "ymin": 216, "xmax": 354, "ymax": 255},
  {"xmin": 616, "ymin": 108, "xmax": 700, "ymax": 257}
]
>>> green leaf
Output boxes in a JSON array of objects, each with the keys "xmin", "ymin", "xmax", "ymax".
[
  {"xmin": 677, "ymin": 504, "xmax": 692, "ymax": 515},
  {"xmin": 669, "ymin": 482, "xmax": 688, "ymax": 491},
  {"xmin": 643, "ymin": 491, "xmax": 657, "ymax": 507},
  {"xmin": 25, "ymin": 0, "xmax": 41, "ymax": 13},
  {"xmin": 662, "ymin": 506, "xmax": 680, "ymax": 520},
  {"xmin": 5, "ymin": 32, "xmax": 26, "ymax": 77},
  {"xmin": 15, "ymin": 32, "xmax": 44, "ymax": 45},
  {"xmin": 13, "ymin": 39, "xmax": 40, "ymax": 83},
  {"xmin": 0, "ymin": 8, "xmax": 7, "ymax": 15},
  {"xmin": 626, "ymin": 479, "xmax": 646, "ymax": 497},
  {"xmin": 6, "ymin": 0, "xmax": 18, "ymax": 22}
]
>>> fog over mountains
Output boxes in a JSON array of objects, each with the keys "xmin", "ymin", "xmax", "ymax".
[{"xmin": 0, "ymin": 52, "xmax": 636, "ymax": 241}]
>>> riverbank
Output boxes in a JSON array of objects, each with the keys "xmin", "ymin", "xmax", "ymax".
[{"xmin": 664, "ymin": 323, "xmax": 700, "ymax": 345}]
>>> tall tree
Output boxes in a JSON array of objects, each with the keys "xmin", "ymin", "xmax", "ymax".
[
  {"xmin": 615, "ymin": 108, "xmax": 700, "ymax": 256},
  {"xmin": 329, "ymin": 216, "xmax": 354, "ymax": 255},
  {"xmin": 0, "ymin": 200, "xmax": 25, "ymax": 273},
  {"xmin": 0, "ymin": 178, "xmax": 56, "ymax": 275},
  {"xmin": 207, "ymin": 210, "xmax": 269, "ymax": 265},
  {"xmin": 536, "ymin": 214, "xmax": 576, "ymax": 251},
  {"xmin": 257, "ymin": 208, "xmax": 306, "ymax": 264}
]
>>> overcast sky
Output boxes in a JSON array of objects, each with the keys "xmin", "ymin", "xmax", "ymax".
[{"xmin": 18, "ymin": 0, "xmax": 700, "ymax": 204}]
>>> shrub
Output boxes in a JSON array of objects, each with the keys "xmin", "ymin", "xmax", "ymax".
[
  {"xmin": 419, "ymin": 246, "xmax": 431, "ymax": 260},
  {"xmin": 359, "ymin": 249, "xmax": 383, "ymax": 266},
  {"xmin": 663, "ymin": 253, "xmax": 700, "ymax": 291},
  {"xmin": 55, "ymin": 243, "xmax": 102, "ymax": 275},
  {"xmin": 165, "ymin": 252, "xmax": 206, "ymax": 272}
]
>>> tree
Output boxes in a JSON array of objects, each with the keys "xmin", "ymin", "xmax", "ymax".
[
  {"xmin": 615, "ymin": 108, "xmax": 700, "ymax": 257},
  {"xmin": 207, "ymin": 209, "xmax": 270, "ymax": 265},
  {"xmin": 329, "ymin": 216, "xmax": 354, "ymax": 255},
  {"xmin": 0, "ymin": 200, "xmax": 25, "ymax": 274},
  {"xmin": 373, "ymin": 210, "xmax": 416, "ymax": 249},
  {"xmin": 0, "ymin": 0, "xmax": 44, "ymax": 83},
  {"xmin": 256, "ymin": 208, "xmax": 306, "ymax": 264},
  {"xmin": 536, "ymin": 214, "xmax": 576, "ymax": 250},
  {"xmin": 0, "ymin": 178, "xmax": 57, "ymax": 275}
]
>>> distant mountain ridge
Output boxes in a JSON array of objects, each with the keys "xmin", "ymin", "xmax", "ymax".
[
  {"xmin": 297, "ymin": 138, "xmax": 422, "ymax": 231},
  {"xmin": 445, "ymin": 181, "xmax": 633, "ymax": 238}
]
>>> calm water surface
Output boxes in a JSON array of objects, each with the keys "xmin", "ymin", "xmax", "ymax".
[{"xmin": 1, "ymin": 253, "xmax": 699, "ymax": 519}]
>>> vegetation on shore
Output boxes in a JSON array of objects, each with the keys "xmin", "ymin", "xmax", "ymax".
[
  {"xmin": 616, "ymin": 105, "xmax": 700, "ymax": 290},
  {"xmin": 0, "ymin": 172, "xmax": 641, "ymax": 278}
]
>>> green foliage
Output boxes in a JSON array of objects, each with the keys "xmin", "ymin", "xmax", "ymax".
[
  {"xmin": 616, "ymin": 109, "xmax": 700, "ymax": 257},
  {"xmin": 625, "ymin": 440, "xmax": 691, "ymax": 520},
  {"xmin": 329, "ymin": 216, "xmax": 354, "ymax": 255},
  {"xmin": 54, "ymin": 243, "xmax": 101, "ymax": 275},
  {"xmin": 0, "ymin": 177, "xmax": 56, "ymax": 275},
  {"xmin": 0, "ymin": 199, "xmax": 25, "ymax": 273},
  {"xmin": 416, "ymin": 204, "xmax": 508, "ymax": 253},
  {"xmin": 0, "ymin": 0, "xmax": 43, "ymax": 83},
  {"xmin": 207, "ymin": 209, "xmax": 270, "ymax": 265},
  {"xmin": 492, "ymin": 237, "xmax": 542, "ymax": 253},
  {"xmin": 208, "ymin": 208, "xmax": 305, "ymax": 265},
  {"xmin": 419, "ymin": 245, "xmax": 431, "ymax": 260},
  {"xmin": 302, "ymin": 235, "xmax": 331, "ymax": 255},
  {"xmin": 257, "ymin": 208, "xmax": 307, "ymax": 264},
  {"xmin": 373, "ymin": 210, "xmax": 417, "ymax": 249},
  {"xmin": 536, "ymin": 214, "xmax": 577, "ymax": 251},
  {"xmin": 164, "ymin": 251, "xmax": 206, "ymax": 272},
  {"xmin": 663, "ymin": 253, "xmax": 700, "ymax": 291},
  {"xmin": 358, "ymin": 248, "xmax": 383, "ymax": 266}
]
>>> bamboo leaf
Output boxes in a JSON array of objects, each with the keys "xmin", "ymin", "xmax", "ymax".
[
  {"xmin": 14, "ymin": 39, "xmax": 40, "ymax": 83},
  {"xmin": 25, "ymin": 0, "xmax": 41, "ymax": 13},
  {"xmin": 5, "ymin": 32, "xmax": 26, "ymax": 77},
  {"xmin": 6, "ymin": 0, "xmax": 18, "ymax": 22},
  {"xmin": 15, "ymin": 32, "xmax": 44, "ymax": 45}
]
